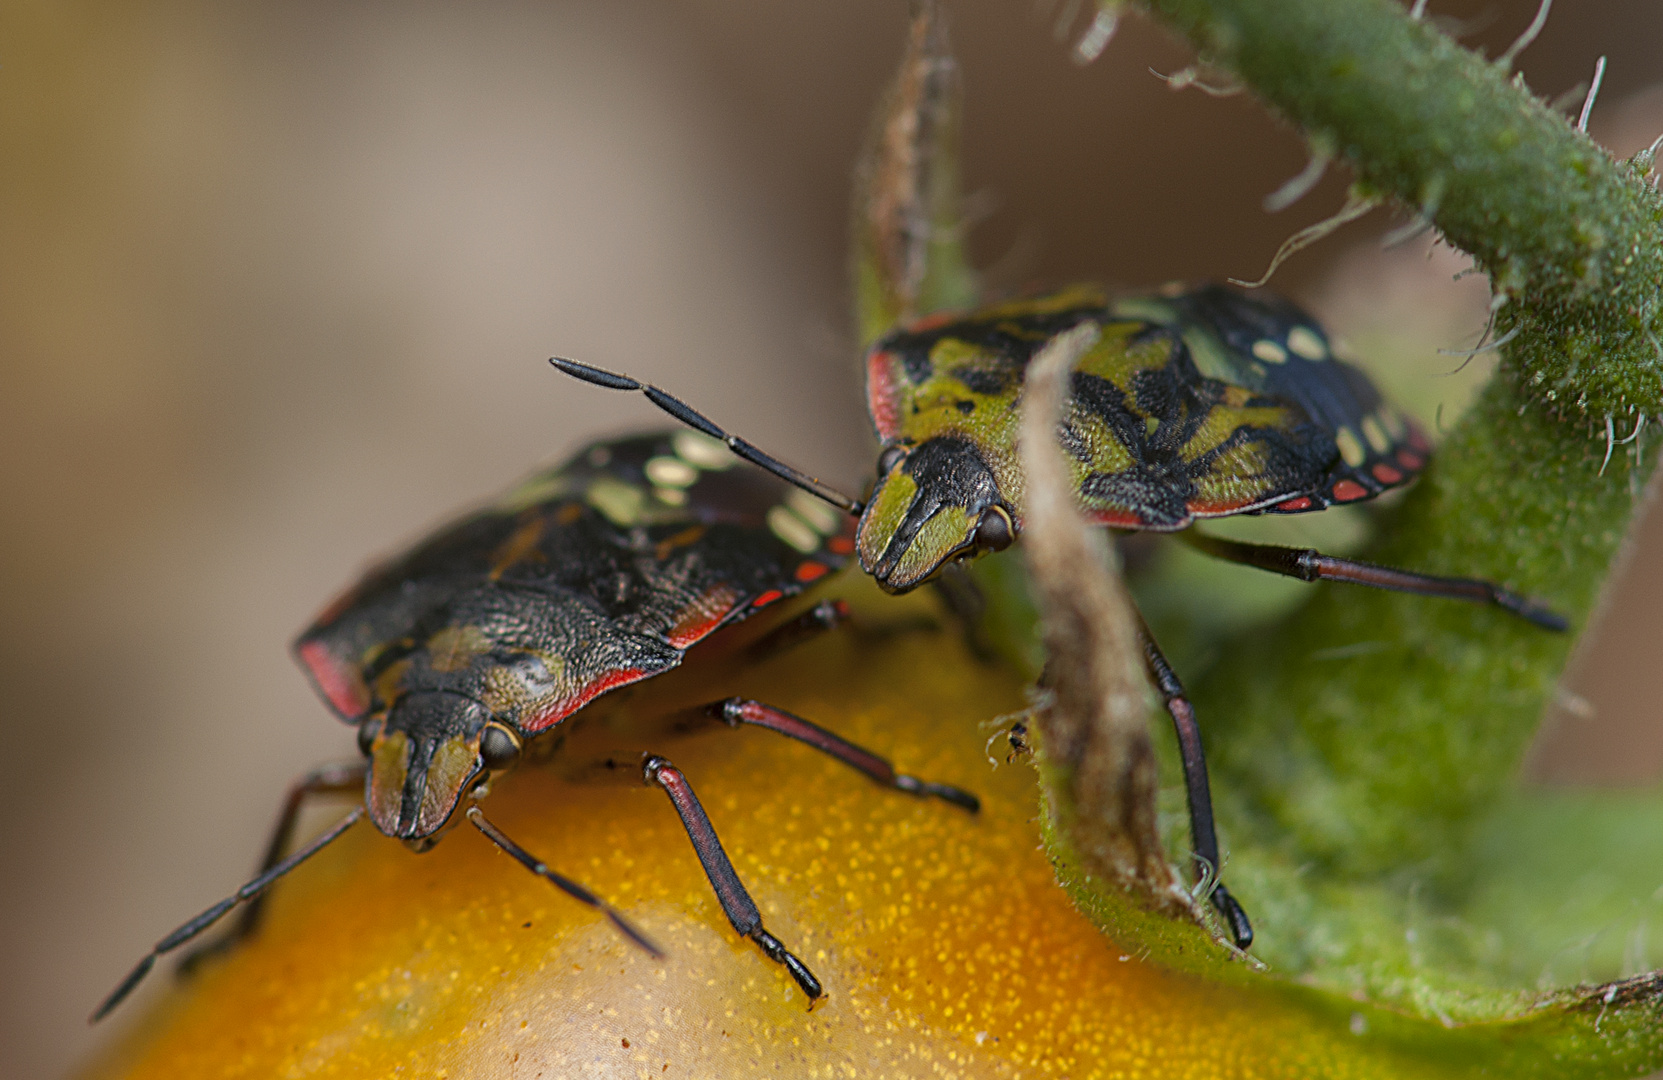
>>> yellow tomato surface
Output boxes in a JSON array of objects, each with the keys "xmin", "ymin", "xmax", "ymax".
[{"xmin": 83, "ymin": 584, "xmax": 1436, "ymax": 1080}]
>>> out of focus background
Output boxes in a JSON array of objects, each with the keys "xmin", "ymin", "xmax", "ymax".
[{"xmin": 5, "ymin": 2, "xmax": 1663, "ymax": 1075}]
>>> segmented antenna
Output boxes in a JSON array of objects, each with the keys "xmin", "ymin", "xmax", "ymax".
[
  {"xmin": 551, "ymin": 357, "xmax": 865, "ymax": 516},
  {"xmin": 92, "ymin": 807, "xmax": 366, "ymax": 1022}
]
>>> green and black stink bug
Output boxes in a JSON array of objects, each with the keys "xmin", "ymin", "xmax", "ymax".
[
  {"xmin": 93, "ymin": 430, "xmax": 979, "ymax": 1020},
  {"xmin": 554, "ymin": 282, "xmax": 1567, "ymax": 952}
]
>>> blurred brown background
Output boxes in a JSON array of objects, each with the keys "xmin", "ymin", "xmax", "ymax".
[{"xmin": 4, "ymin": 2, "xmax": 1662, "ymax": 1076}]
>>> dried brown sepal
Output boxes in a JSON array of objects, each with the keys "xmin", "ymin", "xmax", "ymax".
[
  {"xmin": 1018, "ymin": 324, "xmax": 1205, "ymax": 926},
  {"xmin": 852, "ymin": 0, "xmax": 975, "ymax": 346}
]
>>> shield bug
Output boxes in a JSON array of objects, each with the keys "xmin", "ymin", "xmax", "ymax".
[
  {"xmin": 553, "ymin": 282, "xmax": 1567, "ymax": 952},
  {"xmin": 93, "ymin": 429, "xmax": 980, "ymax": 1021}
]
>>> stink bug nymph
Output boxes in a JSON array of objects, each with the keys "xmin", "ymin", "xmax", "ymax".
[
  {"xmin": 92, "ymin": 430, "xmax": 980, "ymax": 1021},
  {"xmin": 554, "ymin": 282, "xmax": 1568, "ymax": 953}
]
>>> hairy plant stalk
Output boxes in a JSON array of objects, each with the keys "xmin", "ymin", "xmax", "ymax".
[
  {"xmin": 1136, "ymin": 0, "xmax": 1663, "ymax": 423},
  {"xmin": 852, "ymin": 0, "xmax": 978, "ymax": 348}
]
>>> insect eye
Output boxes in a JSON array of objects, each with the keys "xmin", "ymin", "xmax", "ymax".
[
  {"xmin": 876, "ymin": 444, "xmax": 908, "ymax": 477},
  {"xmin": 356, "ymin": 717, "xmax": 383, "ymax": 757},
  {"xmin": 479, "ymin": 723, "xmax": 522, "ymax": 770},
  {"xmin": 972, "ymin": 505, "xmax": 1015, "ymax": 553}
]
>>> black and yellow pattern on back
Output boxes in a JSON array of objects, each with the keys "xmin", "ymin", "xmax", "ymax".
[
  {"xmin": 860, "ymin": 283, "xmax": 1427, "ymax": 591},
  {"xmin": 294, "ymin": 430, "xmax": 853, "ymax": 841}
]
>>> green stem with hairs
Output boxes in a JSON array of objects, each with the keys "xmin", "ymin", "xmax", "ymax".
[
  {"xmin": 1028, "ymin": 0, "xmax": 1663, "ymax": 1065},
  {"xmin": 862, "ymin": 0, "xmax": 1663, "ymax": 1067},
  {"xmin": 1135, "ymin": 0, "xmax": 1663, "ymax": 423}
]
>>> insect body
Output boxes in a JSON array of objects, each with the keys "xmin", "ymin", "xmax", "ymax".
[
  {"xmin": 553, "ymin": 283, "xmax": 1567, "ymax": 953},
  {"xmin": 859, "ymin": 283, "xmax": 1430, "ymax": 590},
  {"xmin": 94, "ymin": 430, "xmax": 978, "ymax": 1020},
  {"xmin": 297, "ymin": 429, "xmax": 858, "ymax": 845}
]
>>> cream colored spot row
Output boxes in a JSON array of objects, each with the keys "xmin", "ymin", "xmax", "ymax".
[
  {"xmin": 1286, "ymin": 326, "xmax": 1327, "ymax": 360},
  {"xmin": 786, "ymin": 488, "xmax": 846, "ymax": 535},
  {"xmin": 645, "ymin": 455, "xmax": 700, "ymax": 488},
  {"xmin": 1360, "ymin": 415, "xmax": 1391, "ymax": 455},
  {"xmin": 586, "ymin": 477, "xmax": 645, "ymax": 526},
  {"xmin": 673, "ymin": 430, "xmax": 737, "ymax": 470},
  {"xmin": 1334, "ymin": 426, "xmax": 1367, "ymax": 468},
  {"xmin": 767, "ymin": 504, "xmax": 822, "ymax": 553},
  {"xmin": 1251, "ymin": 339, "xmax": 1288, "ymax": 364}
]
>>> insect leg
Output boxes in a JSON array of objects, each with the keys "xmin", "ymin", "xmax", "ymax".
[
  {"xmin": 178, "ymin": 760, "xmax": 368, "ymax": 975},
  {"xmin": 926, "ymin": 563, "xmax": 999, "ymax": 662},
  {"xmin": 1183, "ymin": 532, "xmax": 1567, "ymax": 631},
  {"xmin": 745, "ymin": 599, "xmax": 852, "ymax": 661},
  {"xmin": 711, "ymin": 697, "xmax": 981, "ymax": 812},
  {"xmin": 642, "ymin": 756, "xmax": 824, "ymax": 1002},
  {"xmin": 549, "ymin": 357, "xmax": 865, "ymax": 516},
  {"xmin": 1135, "ymin": 617, "xmax": 1255, "ymax": 950},
  {"xmin": 748, "ymin": 599, "xmax": 951, "ymax": 662},
  {"xmin": 91, "ymin": 805, "xmax": 365, "ymax": 1022},
  {"xmin": 466, "ymin": 807, "xmax": 663, "ymax": 958}
]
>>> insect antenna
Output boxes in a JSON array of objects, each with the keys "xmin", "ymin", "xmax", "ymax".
[
  {"xmin": 91, "ymin": 807, "xmax": 366, "ymax": 1023},
  {"xmin": 466, "ymin": 807, "xmax": 663, "ymax": 958},
  {"xmin": 550, "ymin": 357, "xmax": 866, "ymax": 516}
]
